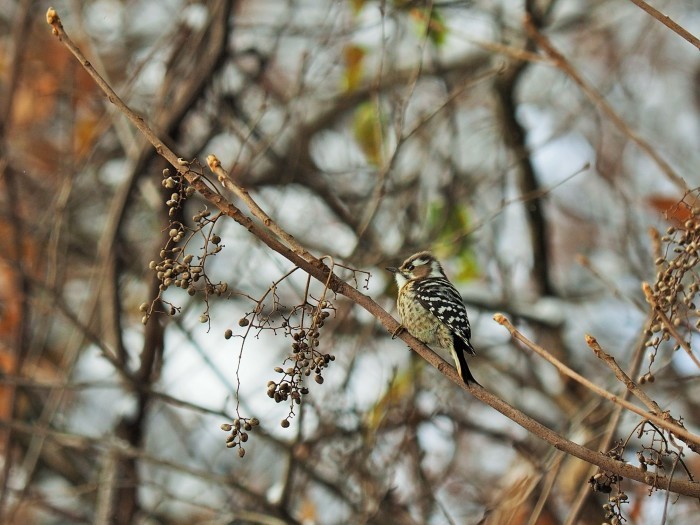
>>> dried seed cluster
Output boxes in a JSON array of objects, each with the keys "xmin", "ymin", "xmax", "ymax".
[
  {"xmin": 266, "ymin": 301, "xmax": 335, "ymax": 427},
  {"xmin": 644, "ymin": 205, "xmax": 700, "ymax": 382},
  {"xmin": 162, "ymin": 167, "xmax": 197, "ymax": 215},
  {"xmin": 588, "ymin": 469, "xmax": 622, "ymax": 495},
  {"xmin": 635, "ymin": 448, "xmax": 665, "ymax": 474},
  {"xmin": 220, "ymin": 417, "xmax": 260, "ymax": 457},
  {"xmin": 141, "ymin": 168, "xmax": 228, "ymax": 324},
  {"xmin": 600, "ymin": 499, "xmax": 627, "ymax": 525},
  {"xmin": 589, "ymin": 441, "xmax": 628, "ymax": 524}
]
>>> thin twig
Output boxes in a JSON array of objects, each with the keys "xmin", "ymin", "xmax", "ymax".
[
  {"xmin": 207, "ymin": 154, "xmax": 311, "ymax": 260},
  {"xmin": 527, "ymin": 452, "xmax": 564, "ymax": 525},
  {"xmin": 586, "ymin": 335, "xmax": 663, "ymax": 414},
  {"xmin": 94, "ymin": 447, "xmax": 117, "ymax": 525},
  {"xmin": 462, "ymin": 37, "xmax": 548, "ymax": 63},
  {"xmin": 627, "ymin": 0, "xmax": 700, "ymax": 51},
  {"xmin": 661, "ymin": 451, "xmax": 682, "ymax": 525},
  {"xmin": 576, "ymin": 254, "xmax": 647, "ymax": 312}
]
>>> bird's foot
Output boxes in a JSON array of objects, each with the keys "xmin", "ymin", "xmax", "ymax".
[{"xmin": 391, "ymin": 325, "xmax": 406, "ymax": 339}]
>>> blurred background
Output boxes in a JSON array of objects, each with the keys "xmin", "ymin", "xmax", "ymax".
[{"xmin": 1, "ymin": 0, "xmax": 699, "ymax": 523}]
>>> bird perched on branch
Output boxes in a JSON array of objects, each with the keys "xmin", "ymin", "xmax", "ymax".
[{"xmin": 387, "ymin": 251, "xmax": 477, "ymax": 384}]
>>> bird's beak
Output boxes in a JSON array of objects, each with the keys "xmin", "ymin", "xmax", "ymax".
[{"xmin": 386, "ymin": 266, "xmax": 398, "ymax": 273}]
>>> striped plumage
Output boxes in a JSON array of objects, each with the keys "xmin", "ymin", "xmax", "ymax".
[{"xmin": 387, "ymin": 251, "xmax": 477, "ymax": 384}]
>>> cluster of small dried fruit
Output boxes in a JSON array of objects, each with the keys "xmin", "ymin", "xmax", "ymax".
[
  {"xmin": 162, "ymin": 167, "xmax": 196, "ymax": 217},
  {"xmin": 589, "ymin": 441, "xmax": 628, "ymax": 524},
  {"xmin": 636, "ymin": 448, "xmax": 663, "ymax": 473},
  {"xmin": 591, "ymin": 470, "xmax": 628, "ymax": 525},
  {"xmin": 143, "ymin": 237, "xmax": 227, "ymax": 318},
  {"xmin": 588, "ymin": 469, "xmax": 622, "ymax": 495},
  {"xmin": 601, "ymin": 497, "xmax": 627, "ymax": 525},
  {"xmin": 220, "ymin": 417, "xmax": 260, "ymax": 457},
  {"xmin": 140, "ymin": 170, "xmax": 228, "ymax": 324},
  {"xmin": 150, "ymin": 253, "xmax": 203, "ymax": 294},
  {"xmin": 266, "ymin": 302, "xmax": 335, "ymax": 427},
  {"xmin": 644, "ymin": 206, "xmax": 700, "ymax": 381}
]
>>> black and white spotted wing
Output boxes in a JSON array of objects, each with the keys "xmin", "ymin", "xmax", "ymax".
[{"xmin": 414, "ymin": 277, "xmax": 476, "ymax": 355}]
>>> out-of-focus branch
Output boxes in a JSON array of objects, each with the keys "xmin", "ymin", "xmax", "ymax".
[
  {"xmin": 524, "ymin": 14, "xmax": 688, "ymax": 192},
  {"xmin": 0, "ymin": 418, "xmax": 302, "ymax": 525},
  {"xmin": 244, "ymin": 51, "xmax": 493, "ymax": 259},
  {"xmin": 0, "ymin": 0, "xmax": 34, "ymax": 517},
  {"xmin": 46, "ymin": 8, "xmax": 700, "ymax": 498},
  {"xmin": 493, "ymin": 34, "xmax": 554, "ymax": 296},
  {"xmin": 493, "ymin": 84, "xmax": 554, "ymax": 295},
  {"xmin": 0, "ymin": 12, "xmax": 30, "ymax": 522},
  {"xmin": 627, "ymin": 0, "xmax": 700, "ymax": 50}
]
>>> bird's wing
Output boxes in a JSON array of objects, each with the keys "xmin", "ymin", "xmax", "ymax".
[{"xmin": 413, "ymin": 278, "xmax": 475, "ymax": 354}]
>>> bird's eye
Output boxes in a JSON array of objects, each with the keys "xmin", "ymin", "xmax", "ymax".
[{"xmin": 406, "ymin": 264, "xmax": 414, "ymax": 271}]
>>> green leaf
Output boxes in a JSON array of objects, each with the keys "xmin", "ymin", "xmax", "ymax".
[
  {"xmin": 342, "ymin": 44, "xmax": 366, "ymax": 92},
  {"xmin": 410, "ymin": 7, "xmax": 448, "ymax": 47},
  {"xmin": 428, "ymin": 201, "xmax": 479, "ymax": 281},
  {"xmin": 353, "ymin": 101, "xmax": 384, "ymax": 166},
  {"xmin": 350, "ymin": 0, "xmax": 366, "ymax": 15}
]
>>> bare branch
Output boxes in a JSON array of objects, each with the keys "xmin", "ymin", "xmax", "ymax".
[
  {"xmin": 586, "ymin": 334, "xmax": 662, "ymax": 414},
  {"xmin": 207, "ymin": 154, "xmax": 311, "ymax": 260},
  {"xmin": 495, "ymin": 313, "xmax": 700, "ymax": 451},
  {"xmin": 627, "ymin": 0, "xmax": 700, "ymax": 50}
]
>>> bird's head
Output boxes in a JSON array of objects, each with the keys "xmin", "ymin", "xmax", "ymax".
[{"xmin": 386, "ymin": 251, "xmax": 445, "ymax": 288}]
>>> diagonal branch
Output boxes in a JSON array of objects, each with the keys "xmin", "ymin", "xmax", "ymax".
[
  {"xmin": 46, "ymin": 7, "xmax": 700, "ymax": 498},
  {"xmin": 627, "ymin": 0, "xmax": 700, "ymax": 50},
  {"xmin": 586, "ymin": 335, "xmax": 662, "ymax": 414},
  {"xmin": 495, "ymin": 313, "xmax": 700, "ymax": 452},
  {"xmin": 207, "ymin": 154, "xmax": 311, "ymax": 260}
]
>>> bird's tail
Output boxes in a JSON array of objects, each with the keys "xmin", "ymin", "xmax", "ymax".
[{"xmin": 452, "ymin": 336, "xmax": 478, "ymax": 385}]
